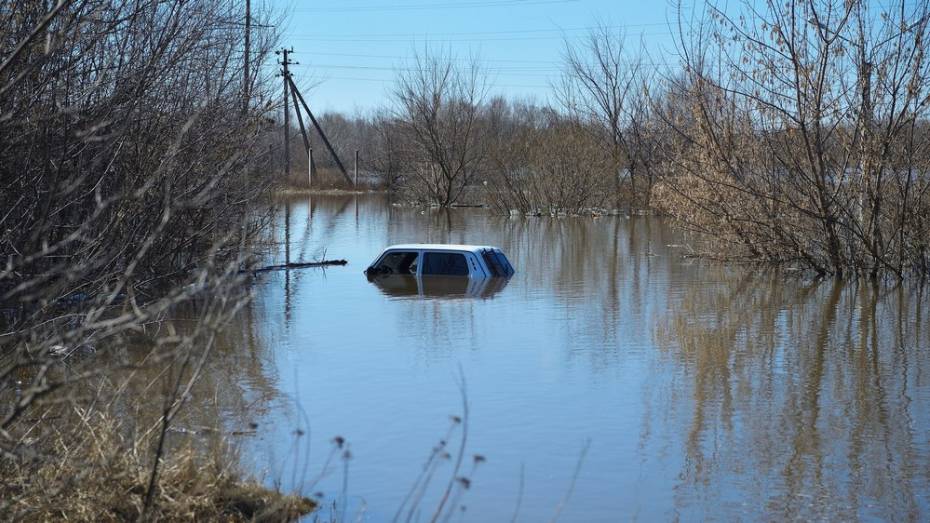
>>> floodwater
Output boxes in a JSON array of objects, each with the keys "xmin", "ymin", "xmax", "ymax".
[{"xmin": 219, "ymin": 194, "xmax": 930, "ymax": 521}]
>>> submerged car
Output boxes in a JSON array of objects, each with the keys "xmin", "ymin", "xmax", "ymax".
[{"xmin": 365, "ymin": 244, "xmax": 515, "ymax": 279}]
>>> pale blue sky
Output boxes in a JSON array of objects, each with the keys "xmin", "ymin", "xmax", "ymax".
[{"xmin": 265, "ymin": 0, "xmax": 684, "ymax": 114}]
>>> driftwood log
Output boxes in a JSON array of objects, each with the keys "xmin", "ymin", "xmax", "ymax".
[{"xmin": 246, "ymin": 259, "xmax": 348, "ymax": 274}]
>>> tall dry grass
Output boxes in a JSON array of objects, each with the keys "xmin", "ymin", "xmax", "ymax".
[{"xmin": 1, "ymin": 412, "xmax": 314, "ymax": 521}]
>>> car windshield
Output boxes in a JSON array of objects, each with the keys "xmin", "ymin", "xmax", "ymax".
[{"xmin": 372, "ymin": 251, "xmax": 419, "ymax": 275}]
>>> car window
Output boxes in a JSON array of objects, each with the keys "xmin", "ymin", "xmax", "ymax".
[
  {"xmin": 493, "ymin": 249, "xmax": 514, "ymax": 276},
  {"xmin": 481, "ymin": 250, "xmax": 502, "ymax": 276},
  {"xmin": 421, "ymin": 252, "xmax": 469, "ymax": 276},
  {"xmin": 481, "ymin": 249, "xmax": 513, "ymax": 277},
  {"xmin": 375, "ymin": 251, "xmax": 419, "ymax": 275}
]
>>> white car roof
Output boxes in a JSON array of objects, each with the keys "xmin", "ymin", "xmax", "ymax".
[{"xmin": 381, "ymin": 244, "xmax": 498, "ymax": 254}]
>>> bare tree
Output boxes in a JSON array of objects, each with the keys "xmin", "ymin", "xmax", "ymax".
[
  {"xmin": 370, "ymin": 110, "xmax": 409, "ymax": 190},
  {"xmin": 393, "ymin": 50, "xmax": 488, "ymax": 206},
  {"xmin": 558, "ymin": 24, "xmax": 656, "ymax": 208}
]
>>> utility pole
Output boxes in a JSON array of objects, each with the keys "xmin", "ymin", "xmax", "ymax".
[
  {"xmin": 276, "ymin": 46, "xmax": 353, "ymax": 186},
  {"xmin": 242, "ymin": 0, "xmax": 250, "ymax": 114},
  {"xmin": 354, "ymin": 149, "xmax": 359, "ymax": 188},
  {"xmin": 276, "ymin": 47, "xmax": 297, "ymax": 271},
  {"xmin": 276, "ymin": 47, "xmax": 296, "ymax": 179}
]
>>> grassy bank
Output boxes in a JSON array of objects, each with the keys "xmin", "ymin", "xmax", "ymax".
[{"xmin": 2, "ymin": 413, "xmax": 314, "ymax": 521}]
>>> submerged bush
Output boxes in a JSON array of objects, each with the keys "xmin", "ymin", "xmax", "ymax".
[
  {"xmin": 651, "ymin": 0, "xmax": 930, "ymax": 277},
  {"xmin": 485, "ymin": 110, "xmax": 616, "ymax": 215}
]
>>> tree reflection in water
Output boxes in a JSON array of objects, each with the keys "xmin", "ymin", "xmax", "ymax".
[{"xmin": 655, "ymin": 276, "xmax": 928, "ymax": 520}]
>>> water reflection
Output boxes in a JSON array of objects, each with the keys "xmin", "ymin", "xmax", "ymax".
[
  {"xmin": 369, "ymin": 275, "xmax": 510, "ymax": 299},
  {"xmin": 41, "ymin": 299, "xmax": 286, "ymax": 460},
  {"xmin": 230, "ymin": 194, "xmax": 930, "ymax": 521},
  {"xmin": 653, "ymin": 276, "xmax": 930, "ymax": 520}
]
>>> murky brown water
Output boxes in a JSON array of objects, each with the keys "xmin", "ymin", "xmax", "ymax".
[{"xmin": 197, "ymin": 194, "xmax": 930, "ymax": 521}]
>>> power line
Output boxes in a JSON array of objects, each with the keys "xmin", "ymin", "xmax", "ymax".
[
  {"xmin": 287, "ymin": 22, "xmax": 668, "ymax": 39},
  {"xmin": 291, "ymin": 61, "xmax": 676, "ymax": 79},
  {"xmin": 294, "ymin": 63, "xmax": 560, "ymax": 72},
  {"xmin": 293, "ymin": 0, "xmax": 581, "ymax": 13},
  {"xmin": 286, "ymin": 32, "xmax": 673, "ymax": 43},
  {"xmin": 290, "ymin": 50, "xmax": 563, "ymax": 64},
  {"xmin": 313, "ymin": 74, "xmax": 553, "ymax": 89}
]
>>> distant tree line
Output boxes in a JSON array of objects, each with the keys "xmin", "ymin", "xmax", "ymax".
[{"xmin": 295, "ymin": 0, "xmax": 930, "ymax": 277}]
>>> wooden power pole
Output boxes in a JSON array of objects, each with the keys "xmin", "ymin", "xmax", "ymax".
[
  {"xmin": 276, "ymin": 47, "xmax": 296, "ymax": 179},
  {"xmin": 276, "ymin": 46, "xmax": 353, "ymax": 187}
]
